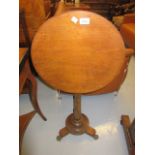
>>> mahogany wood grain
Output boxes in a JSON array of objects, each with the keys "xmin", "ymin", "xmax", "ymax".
[
  {"xmin": 19, "ymin": 111, "xmax": 36, "ymax": 154},
  {"xmin": 19, "ymin": 58, "xmax": 47, "ymax": 121},
  {"xmin": 121, "ymin": 115, "xmax": 135, "ymax": 155},
  {"xmin": 31, "ymin": 10, "xmax": 126, "ymax": 94},
  {"xmin": 19, "ymin": 0, "xmax": 46, "ymax": 44},
  {"xmin": 19, "ymin": 9, "xmax": 46, "ymax": 122},
  {"xmin": 19, "ymin": 48, "xmax": 28, "ymax": 64},
  {"xmin": 57, "ymin": 94, "xmax": 99, "ymax": 140}
]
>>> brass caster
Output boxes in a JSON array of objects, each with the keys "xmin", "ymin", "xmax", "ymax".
[{"xmin": 56, "ymin": 135, "xmax": 62, "ymax": 141}]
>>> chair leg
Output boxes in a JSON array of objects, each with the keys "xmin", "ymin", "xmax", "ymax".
[
  {"xmin": 120, "ymin": 115, "xmax": 135, "ymax": 155},
  {"xmin": 19, "ymin": 111, "xmax": 36, "ymax": 154},
  {"xmin": 28, "ymin": 74, "xmax": 47, "ymax": 121}
]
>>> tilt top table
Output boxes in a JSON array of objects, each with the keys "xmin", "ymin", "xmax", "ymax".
[{"xmin": 31, "ymin": 10, "xmax": 126, "ymax": 140}]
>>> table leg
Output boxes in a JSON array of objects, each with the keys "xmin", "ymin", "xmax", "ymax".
[
  {"xmin": 57, "ymin": 127, "xmax": 69, "ymax": 141},
  {"xmin": 57, "ymin": 94, "xmax": 98, "ymax": 140},
  {"xmin": 85, "ymin": 126, "xmax": 99, "ymax": 140}
]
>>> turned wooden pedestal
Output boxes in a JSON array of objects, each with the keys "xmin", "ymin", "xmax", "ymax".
[{"xmin": 57, "ymin": 94, "xmax": 98, "ymax": 140}]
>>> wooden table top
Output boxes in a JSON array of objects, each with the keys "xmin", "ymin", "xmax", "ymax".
[{"xmin": 31, "ymin": 10, "xmax": 126, "ymax": 94}]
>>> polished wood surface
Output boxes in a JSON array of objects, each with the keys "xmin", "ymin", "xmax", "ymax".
[
  {"xmin": 19, "ymin": 0, "xmax": 46, "ymax": 44},
  {"xmin": 121, "ymin": 115, "xmax": 135, "ymax": 155},
  {"xmin": 55, "ymin": 4, "xmax": 133, "ymax": 95},
  {"xmin": 31, "ymin": 10, "xmax": 126, "ymax": 94},
  {"xmin": 19, "ymin": 48, "xmax": 28, "ymax": 64},
  {"xmin": 19, "ymin": 58, "xmax": 47, "ymax": 121},
  {"xmin": 19, "ymin": 9, "xmax": 47, "ymax": 121},
  {"xmin": 19, "ymin": 111, "xmax": 36, "ymax": 154},
  {"xmin": 57, "ymin": 94, "xmax": 98, "ymax": 140}
]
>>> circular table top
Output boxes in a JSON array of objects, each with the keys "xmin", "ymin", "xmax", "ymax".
[{"xmin": 31, "ymin": 10, "xmax": 126, "ymax": 94}]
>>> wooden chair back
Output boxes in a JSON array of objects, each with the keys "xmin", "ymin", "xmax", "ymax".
[{"xmin": 19, "ymin": 9, "xmax": 31, "ymax": 47}]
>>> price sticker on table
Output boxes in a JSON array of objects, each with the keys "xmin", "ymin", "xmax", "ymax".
[
  {"xmin": 71, "ymin": 16, "xmax": 78, "ymax": 24},
  {"xmin": 79, "ymin": 17, "xmax": 90, "ymax": 25}
]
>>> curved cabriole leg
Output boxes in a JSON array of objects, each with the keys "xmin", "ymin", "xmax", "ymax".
[
  {"xmin": 19, "ymin": 111, "xmax": 36, "ymax": 155},
  {"xmin": 85, "ymin": 126, "xmax": 99, "ymax": 140},
  {"xmin": 28, "ymin": 69, "xmax": 47, "ymax": 121},
  {"xmin": 57, "ymin": 127, "xmax": 69, "ymax": 141}
]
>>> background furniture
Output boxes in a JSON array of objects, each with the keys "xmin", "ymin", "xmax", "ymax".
[
  {"xmin": 55, "ymin": 1, "xmax": 91, "ymax": 16},
  {"xmin": 31, "ymin": 10, "xmax": 127, "ymax": 140},
  {"xmin": 19, "ymin": 9, "xmax": 46, "ymax": 121},
  {"xmin": 19, "ymin": 0, "xmax": 46, "ymax": 45},
  {"xmin": 120, "ymin": 13, "xmax": 135, "ymax": 49},
  {"xmin": 121, "ymin": 115, "xmax": 135, "ymax": 155},
  {"xmin": 80, "ymin": 0, "xmax": 134, "ymax": 19},
  {"xmin": 19, "ymin": 0, "xmax": 60, "ymax": 46},
  {"xmin": 64, "ymin": 0, "xmax": 75, "ymax": 4},
  {"xmin": 19, "ymin": 111, "xmax": 36, "ymax": 154},
  {"xmin": 80, "ymin": 0, "xmax": 118, "ymax": 19}
]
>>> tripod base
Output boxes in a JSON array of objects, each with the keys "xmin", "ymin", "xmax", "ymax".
[{"xmin": 57, "ymin": 113, "xmax": 98, "ymax": 141}]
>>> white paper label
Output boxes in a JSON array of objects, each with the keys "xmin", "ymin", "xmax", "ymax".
[
  {"xmin": 79, "ymin": 18, "xmax": 90, "ymax": 25},
  {"xmin": 71, "ymin": 16, "xmax": 78, "ymax": 24}
]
